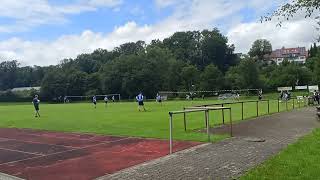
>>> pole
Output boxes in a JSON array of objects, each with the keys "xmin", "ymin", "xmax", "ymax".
[
  {"xmin": 241, "ymin": 102, "xmax": 244, "ymax": 120},
  {"xmin": 169, "ymin": 113, "xmax": 173, "ymax": 154},
  {"xmin": 222, "ymin": 104, "xmax": 225, "ymax": 124},
  {"xmin": 256, "ymin": 101, "xmax": 259, "ymax": 117},
  {"xmin": 293, "ymin": 99, "xmax": 295, "ymax": 109},
  {"xmin": 206, "ymin": 110, "xmax": 210, "ymax": 142},
  {"xmin": 278, "ymin": 99, "xmax": 280, "ymax": 112},
  {"xmin": 183, "ymin": 108, "xmax": 186, "ymax": 132},
  {"xmin": 267, "ymin": 100, "xmax": 270, "ymax": 114},
  {"xmin": 204, "ymin": 110, "xmax": 208, "ymax": 128},
  {"xmin": 230, "ymin": 108, "xmax": 233, "ymax": 137}
]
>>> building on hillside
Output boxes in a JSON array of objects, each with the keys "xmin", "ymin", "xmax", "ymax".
[
  {"xmin": 270, "ymin": 47, "xmax": 308, "ymax": 65},
  {"xmin": 11, "ymin": 87, "xmax": 41, "ymax": 92},
  {"xmin": 235, "ymin": 53, "xmax": 247, "ymax": 60}
]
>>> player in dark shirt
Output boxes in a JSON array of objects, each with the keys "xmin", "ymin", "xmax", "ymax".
[{"xmin": 32, "ymin": 95, "xmax": 40, "ymax": 117}]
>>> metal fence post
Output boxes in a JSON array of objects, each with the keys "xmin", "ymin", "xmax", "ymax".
[
  {"xmin": 206, "ymin": 110, "xmax": 210, "ymax": 142},
  {"xmin": 169, "ymin": 113, "xmax": 173, "ymax": 154},
  {"xmin": 222, "ymin": 103, "xmax": 225, "ymax": 124},
  {"xmin": 230, "ymin": 108, "xmax": 233, "ymax": 137},
  {"xmin": 293, "ymin": 99, "xmax": 295, "ymax": 109},
  {"xmin": 267, "ymin": 100, "xmax": 270, "ymax": 114},
  {"xmin": 183, "ymin": 108, "xmax": 186, "ymax": 132},
  {"xmin": 204, "ymin": 110, "xmax": 208, "ymax": 128},
  {"xmin": 241, "ymin": 102, "xmax": 244, "ymax": 120},
  {"xmin": 256, "ymin": 101, "xmax": 259, "ymax": 117}
]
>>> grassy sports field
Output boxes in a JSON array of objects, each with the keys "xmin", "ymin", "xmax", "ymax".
[{"xmin": 0, "ymin": 98, "xmax": 303, "ymax": 142}]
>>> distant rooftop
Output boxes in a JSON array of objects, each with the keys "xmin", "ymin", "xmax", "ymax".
[
  {"xmin": 11, "ymin": 87, "xmax": 41, "ymax": 92},
  {"xmin": 270, "ymin": 47, "xmax": 307, "ymax": 58}
]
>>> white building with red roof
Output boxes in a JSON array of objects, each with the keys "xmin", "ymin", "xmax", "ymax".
[{"xmin": 270, "ymin": 47, "xmax": 308, "ymax": 65}]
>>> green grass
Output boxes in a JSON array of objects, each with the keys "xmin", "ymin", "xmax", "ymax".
[
  {"xmin": 241, "ymin": 129, "xmax": 320, "ymax": 180},
  {"xmin": 0, "ymin": 98, "xmax": 305, "ymax": 142}
]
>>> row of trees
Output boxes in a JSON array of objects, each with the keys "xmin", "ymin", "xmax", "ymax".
[{"xmin": 0, "ymin": 28, "xmax": 320, "ymax": 101}]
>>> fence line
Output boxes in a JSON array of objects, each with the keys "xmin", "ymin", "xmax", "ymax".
[{"xmin": 195, "ymin": 98, "xmax": 310, "ymax": 125}]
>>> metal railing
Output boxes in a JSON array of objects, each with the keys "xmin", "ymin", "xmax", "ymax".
[
  {"xmin": 194, "ymin": 98, "xmax": 309, "ymax": 124},
  {"xmin": 168, "ymin": 106, "xmax": 232, "ymax": 154}
]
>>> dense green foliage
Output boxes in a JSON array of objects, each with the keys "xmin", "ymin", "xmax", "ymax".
[
  {"xmin": 0, "ymin": 28, "xmax": 319, "ymax": 101},
  {"xmin": 241, "ymin": 129, "xmax": 320, "ymax": 180},
  {"xmin": 263, "ymin": 0, "xmax": 320, "ymax": 24},
  {"xmin": 249, "ymin": 39, "xmax": 272, "ymax": 61}
]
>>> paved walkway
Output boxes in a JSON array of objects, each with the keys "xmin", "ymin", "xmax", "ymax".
[{"xmin": 98, "ymin": 107, "xmax": 320, "ymax": 180}]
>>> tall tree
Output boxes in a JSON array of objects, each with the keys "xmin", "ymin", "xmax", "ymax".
[
  {"xmin": 226, "ymin": 58, "xmax": 261, "ymax": 89},
  {"xmin": 200, "ymin": 64, "xmax": 224, "ymax": 90},
  {"xmin": 0, "ymin": 60, "xmax": 19, "ymax": 90},
  {"xmin": 248, "ymin": 39, "xmax": 272, "ymax": 61}
]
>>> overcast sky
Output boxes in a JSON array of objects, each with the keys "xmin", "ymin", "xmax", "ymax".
[{"xmin": 0, "ymin": 0, "xmax": 317, "ymax": 66}]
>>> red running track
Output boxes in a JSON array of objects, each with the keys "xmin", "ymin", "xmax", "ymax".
[{"xmin": 0, "ymin": 128, "xmax": 201, "ymax": 180}]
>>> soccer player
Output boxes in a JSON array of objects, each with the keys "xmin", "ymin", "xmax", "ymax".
[
  {"xmin": 258, "ymin": 90, "xmax": 263, "ymax": 101},
  {"xmin": 104, "ymin": 96, "xmax": 108, "ymax": 107},
  {"xmin": 136, "ymin": 92, "xmax": 146, "ymax": 111},
  {"xmin": 93, "ymin": 96, "xmax": 97, "ymax": 108},
  {"xmin": 32, "ymin": 95, "xmax": 40, "ymax": 117},
  {"xmin": 112, "ymin": 96, "xmax": 115, "ymax": 102},
  {"xmin": 156, "ymin": 93, "xmax": 162, "ymax": 105}
]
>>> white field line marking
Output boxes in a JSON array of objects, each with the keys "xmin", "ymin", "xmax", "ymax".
[
  {"xmin": 0, "ymin": 147, "xmax": 43, "ymax": 156},
  {"xmin": 0, "ymin": 137, "xmax": 133, "ymax": 166}
]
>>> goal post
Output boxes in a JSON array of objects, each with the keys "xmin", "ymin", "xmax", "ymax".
[
  {"xmin": 158, "ymin": 89, "xmax": 261, "ymax": 100},
  {"xmin": 64, "ymin": 94, "xmax": 121, "ymax": 103},
  {"xmin": 96, "ymin": 94, "xmax": 121, "ymax": 102}
]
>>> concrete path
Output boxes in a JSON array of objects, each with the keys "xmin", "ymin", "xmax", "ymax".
[{"xmin": 98, "ymin": 107, "xmax": 320, "ymax": 180}]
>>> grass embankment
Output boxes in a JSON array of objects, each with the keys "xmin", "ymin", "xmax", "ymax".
[{"xmin": 241, "ymin": 129, "xmax": 320, "ymax": 180}]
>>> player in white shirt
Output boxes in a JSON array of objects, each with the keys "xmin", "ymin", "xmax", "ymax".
[
  {"xmin": 104, "ymin": 96, "xmax": 108, "ymax": 108},
  {"xmin": 32, "ymin": 95, "xmax": 41, "ymax": 117},
  {"xmin": 156, "ymin": 93, "xmax": 162, "ymax": 106},
  {"xmin": 136, "ymin": 92, "xmax": 146, "ymax": 111},
  {"xmin": 92, "ymin": 96, "xmax": 97, "ymax": 108}
]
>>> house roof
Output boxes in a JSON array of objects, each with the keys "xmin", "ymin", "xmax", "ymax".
[
  {"xmin": 270, "ymin": 47, "xmax": 308, "ymax": 58},
  {"xmin": 11, "ymin": 87, "xmax": 41, "ymax": 92}
]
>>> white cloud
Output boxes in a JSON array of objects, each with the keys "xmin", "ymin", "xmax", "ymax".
[
  {"xmin": 154, "ymin": 0, "xmax": 184, "ymax": 8},
  {"xmin": 88, "ymin": 0, "xmax": 123, "ymax": 7},
  {"xmin": 0, "ymin": 0, "xmax": 317, "ymax": 66},
  {"xmin": 228, "ymin": 17, "xmax": 318, "ymax": 53},
  {"xmin": 0, "ymin": 0, "xmax": 123, "ymax": 33}
]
